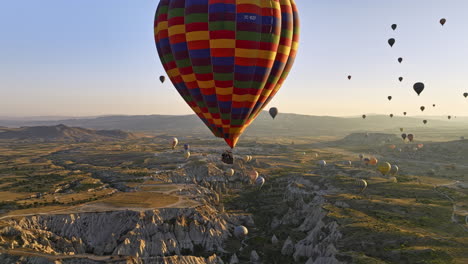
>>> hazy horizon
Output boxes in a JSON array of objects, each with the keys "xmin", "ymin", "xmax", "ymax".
[{"xmin": 1, "ymin": 0, "xmax": 468, "ymax": 117}]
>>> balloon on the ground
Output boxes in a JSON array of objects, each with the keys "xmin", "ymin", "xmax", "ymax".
[{"xmin": 154, "ymin": 0, "xmax": 300, "ymax": 148}]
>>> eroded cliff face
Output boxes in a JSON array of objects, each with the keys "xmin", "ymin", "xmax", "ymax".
[{"xmin": 0, "ymin": 205, "xmax": 238, "ymax": 258}]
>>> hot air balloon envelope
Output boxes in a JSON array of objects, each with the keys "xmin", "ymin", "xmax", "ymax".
[{"xmin": 154, "ymin": 0, "xmax": 300, "ymax": 148}]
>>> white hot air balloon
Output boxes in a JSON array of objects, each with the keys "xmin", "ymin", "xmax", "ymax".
[{"xmin": 234, "ymin": 226, "xmax": 248, "ymax": 239}]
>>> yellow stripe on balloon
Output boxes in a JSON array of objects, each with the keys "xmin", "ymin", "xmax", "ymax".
[
  {"xmin": 186, "ymin": 31, "xmax": 210, "ymax": 42},
  {"xmin": 168, "ymin": 25, "xmax": 186, "ymax": 36},
  {"xmin": 210, "ymin": 39, "xmax": 235, "ymax": 49}
]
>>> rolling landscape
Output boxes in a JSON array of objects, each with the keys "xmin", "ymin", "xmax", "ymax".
[{"xmin": 0, "ymin": 114, "xmax": 466, "ymax": 263}]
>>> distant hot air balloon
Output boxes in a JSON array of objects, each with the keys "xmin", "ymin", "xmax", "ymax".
[
  {"xmin": 399, "ymin": 77, "xmax": 403, "ymax": 82},
  {"xmin": 390, "ymin": 165, "xmax": 399, "ymax": 176},
  {"xmin": 234, "ymin": 226, "xmax": 248, "ymax": 239},
  {"xmin": 269, "ymin": 107, "xmax": 278, "ymax": 119},
  {"xmin": 154, "ymin": 0, "xmax": 300, "ymax": 148},
  {"xmin": 417, "ymin": 144, "xmax": 424, "ymax": 149},
  {"xmin": 403, "ymin": 112, "xmax": 407, "ymax": 116},
  {"xmin": 407, "ymin": 134, "xmax": 414, "ymax": 142},
  {"xmin": 401, "ymin": 133, "xmax": 407, "ymax": 141},
  {"xmin": 184, "ymin": 144, "xmax": 190, "ymax": 151},
  {"xmin": 413, "ymin": 82, "xmax": 425, "ymax": 96},
  {"xmin": 318, "ymin": 160, "xmax": 327, "ymax": 168},
  {"xmin": 388, "ymin": 96, "xmax": 392, "ymax": 101},
  {"xmin": 390, "ymin": 114, "xmax": 394, "ymax": 118},
  {"xmin": 440, "ymin": 18, "xmax": 446, "ymax": 26},
  {"xmin": 348, "ymin": 75, "xmax": 352, "ymax": 80},
  {"xmin": 448, "ymin": 115, "xmax": 452, "ymax": 120},
  {"xmin": 420, "ymin": 106, "xmax": 425, "ymax": 112},
  {"xmin": 369, "ymin": 157, "xmax": 378, "ymax": 166},
  {"xmin": 391, "ymin": 24, "xmax": 397, "ymax": 30},
  {"xmin": 363, "ymin": 157, "xmax": 370, "ymax": 165},
  {"xmin": 159, "ymin": 75, "xmax": 166, "ymax": 83},
  {"xmin": 389, "ymin": 176, "xmax": 398, "ymax": 183},
  {"xmin": 377, "ymin": 162, "xmax": 392, "ymax": 175},
  {"xmin": 226, "ymin": 168, "xmax": 235, "ymax": 177},
  {"xmin": 398, "ymin": 57, "xmax": 403, "ymax": 64},
  {"xmin": 388, "ymin": 144, "xmax": 396, "ymax": 150},
  {"xmin": 388, "ymin": 38, "xmax": 395, "ymax": 47},
  {"xmin": 423, "ymin": 120, "xmax": 428, "ymax": 125},
  {"xmin": 362, "ymin": 114, "xmax": 367, "ymax": 119},
  {"xmin": 356, "ymin": 179, "xmax": 368, "ymax": 193},
  {"xmin": 171, "ymin": 138, "xmax": 178, "ymax": 149},
  {"xmin": 184, "ymin": 151, "xmax": 191, "ymax": 159},
  {"xmin": 400, "ymin": 128, "xmax": 404, "ymax": 132},
  {"xmin": 255, "ymin": 177, "xmax": 265, "ymax": 188},
  {"xmin": 249, "ymin": 170, "xmax": 259, "ymax": 182},
  {"xmin": 463, "ymin": 92, "xmax": 468, "ymax": 98},
  {"xmin": 359, "ymin": 154, "xmax": 364, "ymax": 160}
]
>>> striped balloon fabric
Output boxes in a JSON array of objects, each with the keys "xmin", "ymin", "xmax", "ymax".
[{"xmin": 154, "ymin": 0, "xmax": 300, "ymax": 148}]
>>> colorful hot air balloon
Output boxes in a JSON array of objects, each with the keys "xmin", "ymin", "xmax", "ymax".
[
  {"xmin": 255, "ymin": 176, "xmax": 265, "ymax": 188},
  {"xmin": 417, "ymin": 144, "xmax": 424, "ymax": 149},
  {"xmin": 391, "ymin": 24, "xmax": 397, "ymax": 30},
  {"xmin": 154, "ymin": 0, "xmax": 300, "ymax": 148},
  {"xmin": 269, "ymin": 107, "xmax": 278, "ymax": 119},
  {"xmin": 413, "ymin": 82, "xmax": 424, "ymax": 95},
  {"xmin": 388, "ymin": 38, "xmax": 395, "ymax": 47},
  {"xmin": 369, "ymin": 157, "xmax": 378, "ymax": 166},
  {"xmin": 407, "ymin": 134, "xmax": 414, "ymax": 142},
  {"xmin": 377, "ymin": 162, "xmax": 391, "ymax": 175},
  {"xmin": 388, "ymin": 144, "xmax": 396, "ymax": 150},
  {"xmin": 159, "ymin": 75, "xmax": 166, "ymax": 83},
  {"xmin": 440, "ymin": 18, "xmax": 446, "ymax": 26}
]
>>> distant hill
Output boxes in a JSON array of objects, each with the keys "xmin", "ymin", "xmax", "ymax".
[
  {"xmin": 0, "ymin": 124, "xmax": 137, "ymax": 142},
  {"xmin": 0, "ymin": 112, "xmax": 467, "ymax": 138}
]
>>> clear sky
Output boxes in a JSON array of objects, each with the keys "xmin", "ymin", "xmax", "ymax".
[{"xmin": 1, "ymin": 0, "xmax": 467, "ymax": 117}]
